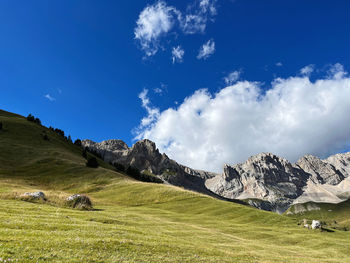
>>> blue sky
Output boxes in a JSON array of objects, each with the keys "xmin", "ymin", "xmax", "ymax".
[{"xmin": 1, "ymin": 0, "xmax": 350, "ymax": 171}]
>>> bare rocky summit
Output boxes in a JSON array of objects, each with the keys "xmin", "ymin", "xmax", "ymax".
[
  {"xmin": 205, "ymin": 153, "xmax": 310, "ymax": 212},
  {"xmin": 82, "ymin": 139, "xmax": 350, "ymax": 213},
  {"xmin": 82, "ymin": 139, "xmax": 218, "ymax": 196}
]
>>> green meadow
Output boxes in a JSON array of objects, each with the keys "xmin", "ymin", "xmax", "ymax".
[{"xmin": 0, "ymin": 109, "xmax": 349, "ymax": 262}]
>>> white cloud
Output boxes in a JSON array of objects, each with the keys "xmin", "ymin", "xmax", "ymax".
[
  {"xmin": 154, "ymin": 87, "xmax": 163, "ymax": 94},
  {"xmin": 300, "ymin": 64, "xmax": 314, "ymax": 76},
  {"xmin": 224, "ymin": 70, "xmax": 242, "ymax": 85},
  {"xmin": 171, "ymin": 46, "xmax": 185, "ymax": 63},
  {"xmin": 180, "ymin": 0, "xmax": 217, "ymax": 34},
  {"xmin": 197, "ymin": 39, "xmax": 215, "ymax": 59},
  {"xmin": 276, "ymin": 62, "xmax": 283, "ymax": 67},
  {"xmin": 134, "ymin": 1, "xmax": 178, "ymax": 57},
  {"xmin": 134, "ymin": 0, "xmax": 218, "ymax": 56},
  {"xmin": 137, "ymin": 89, "xmax": 160, "ymax": 128},
  {"xmin": 44, "ymin": 94, "xmax": 55, "ymax": 101},
  {"xmin": 328, "ymin": 63, "xmax": 347, "ymax": 79},
  {"xmin": 135, "ymin": 64, "xmax": 350, "ymax": 173}
]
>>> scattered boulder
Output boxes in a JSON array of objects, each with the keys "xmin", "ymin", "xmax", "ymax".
[
  {"xmin": 311, "ymin": 220, "xmax": 321, "ymax": 229},
  {"xmin": 66, "ymin": 194, "xmax": 92, "ymax": 210},
  {"xmin": 21, "ymin": 191, "xmax": 46, "ymax": 200}
]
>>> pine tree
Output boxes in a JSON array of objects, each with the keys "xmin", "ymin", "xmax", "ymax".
[{"xmin": 74, "ymin": 139, "xmax": 82, "ymax": 147}]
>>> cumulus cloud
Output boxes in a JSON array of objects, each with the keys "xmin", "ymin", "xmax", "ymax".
[
  {"xmin": 135, "ymin": 64, "xmax": 350, "ymax": 173},
  {"xmin": 134, "ymin": 1, "xmax": 178, "ymax": 56},
  {"xmin": 44, "ymin": 94, "xmax": 55, "ymax": 101},
  {"xmin": 197, "ymin": 39, "xmax": 215, "ymax": 59},
  {"xmin": 224, "ymin": 70, "xmax": 242, "ymax": 85},
  {"xmin": 134, "ymin": 0, "xmax": 218, "ymax": 56},
  {"xmin": 300, "ymin": 64, "xmax": 314, "ymax": 76},
  {"xmin": 171, "ymin": 46, "xmax": 185, "ymax": 63}
]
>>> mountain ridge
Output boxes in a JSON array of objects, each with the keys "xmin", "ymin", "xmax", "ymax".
[{"xmin": 83, "ymin": 138, "xmax": 350, "ymax": 213}]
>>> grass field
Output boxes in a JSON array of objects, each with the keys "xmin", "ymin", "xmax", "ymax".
[
  {"xmin": 1, "ymin": 109, "xmax": 350, "ymax": 262},
  {"xmin": 286, "ymin": 200, "xmax": 350, "ymax": 231}
]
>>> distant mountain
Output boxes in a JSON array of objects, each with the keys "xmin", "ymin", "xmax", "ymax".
[
  {"xmin": 83, "ymin": 139, "xmax": 350, "ymax": 213},
  {"xmin": 207, "ymin": 152, "xmax": 350, "ymax": 213}
]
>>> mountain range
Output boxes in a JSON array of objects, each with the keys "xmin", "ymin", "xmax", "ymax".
[{"xmin": 83, "ymin": 139, "xmax": 350, "ymax": 213}]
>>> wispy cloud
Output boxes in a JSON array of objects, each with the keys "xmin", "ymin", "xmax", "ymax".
[
  {"xmin": 44, "ymin": 94, "xmax": 55, "ymax": 101},
  {"xmin": 171, "ymin": 46, "xmax": 185, "ymax": 63},
  {"xmin": 197, "ymin": 39, "xmax": 215, "ymax": 60},
  {"xmin": 224, "ymin": 70, "xmax": 242, "ymax": 85},
  {"xmin": 276, "ymin": 62, "xmax": 283, "ymax": 67},
  {"xmin": 154, "ymin": 87, "xmax": 163, "ymax": 94},
  {"xmin": 180, "ymin": 0, "xmax": 217, "ymax": 34},
  {"xmin": 328, "ymin": 63, "xmax": 346, "ymax": 79},
  {"xmin": 300, "ymin": 64, "xmax": 314, "ymax": 76},
  {"xmin": 137, "ymin": 89, "xmax": 160, "ymax": 128},
  {"xmin": 134, "ymin": 0, "xmax": 218, "ymax": 57}
]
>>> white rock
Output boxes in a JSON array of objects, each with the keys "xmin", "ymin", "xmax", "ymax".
[
  {"xmin": 311, "ymin": 220, "xmax": 321, "ymax": 229},
  {"xmin": 22, "ymin": 191, "xmax": 46, "ymax": 199},
  {"xmin": 67, "ymin": 194, "xmax": 81, "ymax": 201}
]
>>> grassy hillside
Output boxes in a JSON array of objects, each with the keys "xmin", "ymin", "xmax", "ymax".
[
  {"xmin": 286, "ymin": 200, "xmax": 350, "ymax": 231},
  {"xmin": 1, "ymin": 109, "xmax": 350, "ymax": 262}
]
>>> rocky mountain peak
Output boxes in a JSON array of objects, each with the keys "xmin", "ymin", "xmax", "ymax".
[
  {"xmin": 131, "ymin": 139, "xmax": 159, "ymax": 155},
  {"xmin": 99, "ymin": 139, "xmax": 129, "ymax": 151},
  {"xmin": 296, "ymin": 154, "xmax": 344, "ymax": 185},
  {"xmin": 325, "ymin": 152, "xmax": 350, "ymax": 178}
]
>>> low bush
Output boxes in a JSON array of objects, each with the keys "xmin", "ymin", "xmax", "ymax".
[
  {"xmin": 126, "ymin": 166, "xmax": 162, "ymax": 184},
  {"xmin": 86, "ymin": 156, "xmax": 99, "ymax": 168}
]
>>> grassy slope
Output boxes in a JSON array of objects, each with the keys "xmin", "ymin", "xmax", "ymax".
[
  {"xmin": 286, "ymin": 200, "xmax": 350, "ymax": 230},
  {"xmin": 0, "ymin": 109, "xmax": 350, "ymax": 262}
]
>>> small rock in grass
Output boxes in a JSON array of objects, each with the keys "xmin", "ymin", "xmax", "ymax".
[
  {"xmin": 21, "ymin": 191, "xmax": 46, "ymax": 200},
  {"xmin": 66, "ymin": 194, "xmax": 92, "ymax": 210},
  {"xmin": 311, "ymin": 220, "xmax": 321, "ymax": 229}
]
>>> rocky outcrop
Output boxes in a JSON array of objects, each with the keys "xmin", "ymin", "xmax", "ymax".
[{"xmin": 66, "ymin": 194, "xmax": 92, "ymax": 210}]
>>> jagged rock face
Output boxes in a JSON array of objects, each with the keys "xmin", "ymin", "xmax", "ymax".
[
  {"xmin": 296, "ymin": 155, "xmax": 344, "ymax": 185},
  {"xmin": 325, "ymin": 152, "xmax": 350, "ymax": 178},
  {"xmin": 207, "ymin": 151, "xmax": 350, "ymax": 212},
  {"xmin": 205, "ymin": 153, "xmax": 310, "ymax": 211},
  {"xmin": 81, "ymin": 139, "xmax": 218, "ymax": 196}
]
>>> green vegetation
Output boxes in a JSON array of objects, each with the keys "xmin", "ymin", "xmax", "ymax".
[
  {"xmin": 86, "ymin": 156, "xmax": 99, "ymax": 168},
  {"xmin": 0, "ymin": 109, "xmax": 350, "ymax": 262},
  {"xmin": 286, "ymin": 201, "xmax": 350, "ymax": 231}
]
